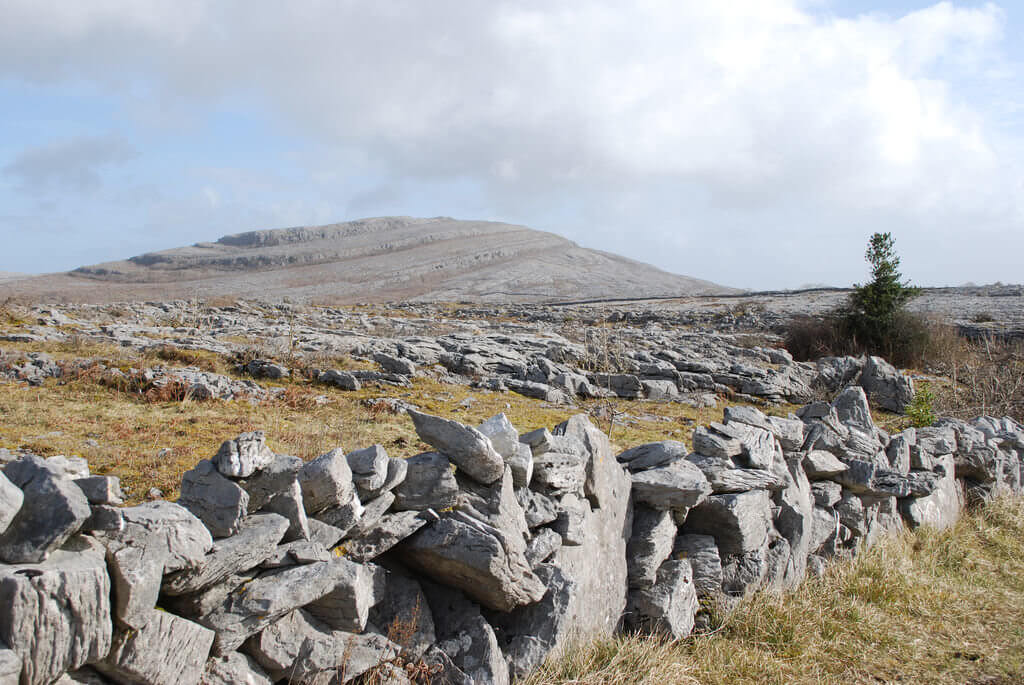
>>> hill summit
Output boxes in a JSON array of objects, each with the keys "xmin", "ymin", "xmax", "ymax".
[{"xmin": 11, "ymin": 217, "xmax": 734, "ymax": 303}]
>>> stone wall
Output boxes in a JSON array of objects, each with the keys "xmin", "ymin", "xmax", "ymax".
[{"xmin": 0, "ymin": 395, "xmax": 1022, "ymax": 685}]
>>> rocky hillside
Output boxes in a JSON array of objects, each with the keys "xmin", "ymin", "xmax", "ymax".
[{"xmin": 4, "ymin": 217, "xmax": 732, "ymax": 303}]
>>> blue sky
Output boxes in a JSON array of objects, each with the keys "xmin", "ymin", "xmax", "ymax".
[{"xmin": 1, "ymin": 1, "xmax": 1021, "ymax": 289}]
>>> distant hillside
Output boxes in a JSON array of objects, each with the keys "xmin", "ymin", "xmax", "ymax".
[{"xmin": 1, "ymin": 217, "xmax": 735, "ymax": 303}]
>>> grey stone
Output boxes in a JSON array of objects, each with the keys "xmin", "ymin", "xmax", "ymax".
[
  {"xmin": 212, "ymin": 431, "xmax": 275, "ymax": 478},
  {"xmin": 886, "ymin": 430, "xmax": 914, "ymax": 475},
  {"xmin": 617, "ymin": 441, "xmax": 688, "ymax": 472},
  {"xmin": 375, "ymin": 352, "xmax": 417, "ymax": 376},
  {"xmin": 316, "ymin": 368, "xmax": 361, "ymax": 390},
  {"xmin": 179, "ymin": 460, "xmax": 250, "ymax": 538},
  {"xmin": 517, "ymin": 488, "xmax": 559, "ymax": 528},
  {"xmin": 313, "ymin": 495, "xmax": 366, "ymax": 537},
  {"xmin": 346, "ymin": 445, "xmax": 390, "ymax": 494},
  {"xmin": 642, "ymin": 379, "xmax": 679, "ymax": 400},
  {"xmin": 237, "ymin": 455, "xmax": 309, "ymax": 541},
  {"xmin": 836, "ymin": 492, "xmax": 868, "ymax": 537},
  {"xmin": 860, "ymin": 355, "xmax": 914, "ymax": 413},
  {"xmin": 260, "ymin": 540, "xmax": 331, "ymax": 568},
  {"xmin": 344, "ymin": 511, "xmax": 427, "ymax": 562},
  {"xmin": 243, "ymin": 609, "xmax": 326, "ymax": 679},
  {"xmin": 625, "ymin": 559, "xmax": 698, "ymax": 639},
  {"xmin": 342, "ymin": 492, "xmax": 390, "ymax": 538},
  {"xmin": 163, "ymin": 513, "xmax": 290, "ymax": 595},
  {"xmin": 0, "ymin": 646, "xmax": 19, "ymax": 685},
  {"xmin": 161, "ymin": 572, "xmax": 256, "ymax": 621},
  {"xmin": 626, "ymin": 506, "xmax": 677, "ymax": 588},
  {"xmin": 306, "ymin": 518, "xmax": 345, "ymax": 549},
  {"xmin": 408, "ymin": 409, "xmax": 505, "ymax": 484},
  {"xmin": 631, "ymin": 459, "xmax": 712, "ymax": 514},
  {"xmin": 392, "ymin": 452, "xmax": 459, "ymax": 511},
  {"xmin": 681, "ymin": 490, "xmax": 773, "ymax": 556},
  {"xmin": 550, "ymin": 427, "xmax": 633, "ymax": 646},
  {"xmin": 811, "ymin": 480, "xmax": 843, "ymax": 507},
  {"xmin": 0, "ymin": 472, "xmax": 23, "ymax": 537},
  {"xmin": 105, "ymin": 501, "xmax": 213, "ymax": 574},
  {"xmin": 360, "ymin": 457, "xmax": 409, "ymax": 500},
  {"xmin": 692, "ymin": 426, "xmax": 743, "ymax": 459},
  {"xmin": 833, "ymin": 386, "xmax": 874, "ymax": 433},
  {"xmin": 97, "ymin": 610, "xmax": 214, "ymax": 685},
  {"xmin": 723, "ymin": 405, "xmax": 773, "ymax": 432},
  {"xmin": 554, "ymin": 415, "xmax": 617, "ymax": 509},
  {"xmin": 900, "ymin": 455, "xmax": 963, "ymax": 530},
  {"xmin": 525, "ymin": 528, "xmax": 562, "ymax": 567},
  {"xmin": 0, "ymin": 536, "xmax": 112, "ymax": 685},
  {"xmin": 802, "ymin": 450, "xmax": 849, "ymax": 479},
  {"xmin": 421, "ymin": 582, "xmax": 510, "ymax": 685},
  {"xmin": 477, "ymin": 413, "xmax": 520, "ymax": 459},
  {"xmin": 686, "ymin": 453, "xmax": 787, "ymax": 493},
  {"xmin": 257, "ymin": 479, "xmax": 309, "ymax": 542},
  {"xmin": 772, "ymin": 454, "xmax": 814, "ymax": 589},
  {"xmin": 0, "ymin": 456, "xmax": 91, "ymax": 563},
  {"xmin": 590, "ymin": 373, "xmax": 644, "ymax": 399},
  {"xmin": 674, "ymin": 534, "xmax": 723, "ymax": 598},
  {"xmin": 551, "ymin": 493, "xmax": 588, "ymax": 546},
  {"xmin": 305, "ymin": 558, "xmax": 384, "ymax": 632},
  {"xmin": 456, "ymin": 468, "xmax": 530, "ymax": 547},
  {"xmin": 201, "ymin": 652, "xmax": 272, "ymax": 685},
  {"xmin": 243, "ymin": 359, "xmax": 289, "ymax": 380},
  {"xmin": 809, "ymin": 506, "xmax": 840, "ymax": 555},
  {"xmin": 767, "ymin": 416, "xmax": 806, "ymax": 451},
  {"xmin": 298, "ymin": 448, "xmax": 356, "ymax": 515},
  {"xmin": 489, "ymin": 564, "xmax": 576, "ymax": 681},
  {"xmin": 198, "ymin": 558, "xmax": 374, "ymax": 653},
  {"xmin": 720, "ymin": 543, "xmax": 771, "ymax": 596},
  {"xmin": 506, "ymin": 443, "xmax": 534, "ymax": 489},
  {"xmin": 73, "ymin": 476, "xmax": 124, "ymax": 506},
  {"xmin": 106, "ymin": 541, "xmax": 167, "ymax": 629},
  {"xmin": 368, "ymin": 571, "xmax": 436, "ymax": 658},
  {"xmin": 519, "ymin": 428, "xmax": 555, "ymax": 456},
  {"xmin": 717, "ymin": 422, "xmax": 777, "ymax": 470},
  {"xmin": 531, "ymin": 452, "xmax": 586, "ymax": 495},
  {"xmin": 399, "ymin": 513, "xmax": 545, "ymax": 612}
]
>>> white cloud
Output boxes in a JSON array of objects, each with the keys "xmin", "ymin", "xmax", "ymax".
[{"xmin": 0, "ymin": 1, "xmax": 1020, "ymax": 286}]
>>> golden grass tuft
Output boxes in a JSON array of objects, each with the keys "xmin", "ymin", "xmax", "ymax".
[{"xmin": 525, "ymin": 497, "xmax": 1024, "ymax": 685}]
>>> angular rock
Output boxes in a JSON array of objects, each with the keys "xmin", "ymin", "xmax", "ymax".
[
  {"xmin": 631, "ymin": 459, "xmax": 711, "ymax": 514},
  {"xmin": 368, "ymin": 571, "xmax": 436, "ymax": 658},
  {"xmin": 477, "ymin": 413, "xmax": 520, "ymax": 459},
  {"xmin": 421, "ymin": 582, "xmax": 510, "ymax": 685},
  {"xmin": 833, "ymin": 386, "xmax": 874, "ymax": 434},
  {"xmin": 811, "ymin": 480, "xmax": 843, "ymax": 508},
  {"xmin": 554, "ymin": 415, "xmax": 617, "ymax": 509},
  {"xmin": 73, "ymin": 476, "xmax": 124, "ymax": 506},
  {"xmin": 0, "ymin": 456, "xmax": 91, "ymax": 563},
  {"xmin": 716, "ymin": 422, "xmax": 777, "ymax": 470},
  {"xmin": 626, "ymin": 506, "xmax": 677, "ymax": 588},
  {"xmin": 260, "ymin": 539, "xmax": 331, "ymax": 568},
  {"xmin": 298, "ymin": 448, "xmax": 356, "ymax": 515},
  {"xmin": 686, "ymin": 453, "xmax": 787, "ymax": 493},
  {"xmin": 346, "ymin": 445, "xmax": 390, "ymax": 494},
  {"xmin": 506, "ymin": 443, "xmax": 534, "ymax": 489},
  {"xmin": 344, "ymin": 511, "xmax": 428, "ymax": 562},
  {"xmin": 681, "ymin": 490, "xmax": 773, "ymax": 556},
  {"xmin": 313, "ymin": 495, "xmax": 366, "ymax": 537},
  {"xmin": 531, "ymin": 452, "xmax": 586, "ymax": 495},
  {"xmin": 316, "ymin": 368, "xmax": 361, "ymax": 390},
  {"xmin": 179, "ymin": 460, "xmax": 250, "ymax": 538},
  {"xmin": 772, "ymin": 454, "xmax": 814, "ymax": 589},
  {"xmin": 625, "ymin": 559, "xmax": 698, "ymax": 639},
  {"xmin": 360, "ymin": 457, "xmax": 409, "ymax": 500},
  {"xmin": 0, "ymin": 537, "xmax": 112, "ymax": 685},
  {"xmin": 861, "ymin": 355, "xmax": 914, "ymax": 413},
  {"xmin": 517, "ymin": 488, "xmax": 559, "ymax": 528},
  {"xmin": 163, "ymin": 513, "xmax": 290, "ymax": 595},
  {"xmin": 306, "ymin": 518, "xmax": 345, "ymax": 549},
  {"xmin": 488, "ymin": 564, "xmax": 576, "ymax": 681},
  {"xmin": 617, "ymin": 441, "xmax": 688, "ymax": 472},
  {"xmin": 97, "ymin": 610, "xmax": 214, "ymax": 685},
  {"xmin": 519, "ymin": 428, "xmax": 555, "ymax": 456},
  {"xmin": 767, "ymin": 415, "xmax": 806, "ymax": 451},
  {"xmin": 305, "ymin": 558, "xmax": 384, "ymax": 632},
  {"xmin": 0, "ymin": 472, "xmax": 23, "ymax": 537},
  {"xmin": 900, "ymin": 455, "xmax": 963, "ymax": 530},
  {"xmin": 802, "ymin": 450, "xmax": 849, "ymax": 480},
  {"xmin": 212, "ymin": 431, "xmax": 275, "ymax": 478},
  {"xmin": 0, "ymin": 646, "xmax": 19, "ymax": 685},
  {"xmin": 887, "ymin": 430, "xmax": 914, "ymax": 475},
  {"xmin": 374, "ymin": 352, "xmax": 416, "ymax": 376},
  {"xmin": 200, "ymin": 652, "xmax": 272, "ymax": 685},
  {"xmin": 399, "ymin": 514, "xmax": 545, "ymax": 612},
  {"xmin": 674, "ymin": 534, "xmax": 723, "ymax": 598},
  {"xmin": 692, "ymin": 426, "xmax": 742, "ymax": 459},
  {"xmin": 243, "ymin": 609, "xmax": 326, "ymax": 679},
  {"xmin": 236, "ymin": 455, "xmax": 309, "ymax": 541},
  {"xmin": 293, "ymin": 632, "xmax": 400, "ymax": 684},
  {"xmin": 525, "ymin": 528, "xmax": 562, "ymax": 567},
  {"xmin": 456, "ymin": 468, "xmax": 530, "ymax": 546},
  {"xmin": 408, "ymin": 409, "xmax": 504, "ymax": 484},
  {"xmin": 550, "ymin": 493, "xmax": 588, "ymax": 546},
  {"xmin": 392, "ymin": 452, "xmax": 459, "ymax": 511},
  {"xmin": 198, "ymin": 558, "xmax": 374, "ymax": 653}
]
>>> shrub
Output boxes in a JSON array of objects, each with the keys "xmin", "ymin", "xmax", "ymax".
[{"xmin": 904, "ymin": 385, "xmax": 936, "ymax": 427}]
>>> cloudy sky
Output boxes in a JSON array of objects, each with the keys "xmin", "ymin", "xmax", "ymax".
[{"xmin": 1, "ymin": 1, "xmax": 1021, "ymax": 289}]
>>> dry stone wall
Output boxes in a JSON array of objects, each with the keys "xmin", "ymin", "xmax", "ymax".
[{"xmin": 0, "ymin": 397, "xmax": 1022, "ymax": 684}]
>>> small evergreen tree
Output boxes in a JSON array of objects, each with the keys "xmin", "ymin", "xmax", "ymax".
[{"xmin": 840, "ymin": 232, "xmax": 921, "ymax": 357}]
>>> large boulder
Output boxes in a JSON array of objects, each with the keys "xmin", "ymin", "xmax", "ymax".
[
  {"xmin": 298, "ymin": 448, "xmax": 356, "ymax": 515},
  {"xmin": 212, "ymin": 431, "xmax": 275, "ymax": 478},
  {"xmin": 624, "ymin": 559, "xmax": 698, "ymax": 639},
  {"xmin": 407, "ymin": 410, "xmax": 505, "ymax": 484},
  {"xmin": 860, "ymin": 356, "xmax": 914, "ymax": 413},
  {"xmin": 178, "ymin": 461, "xmax": 250, "ymax": 538},
  {"xmin": 0, "ymin": 536, "xmax": 112, "ymax": 685},
  {"xmin": 0, "ymin": 456, "xmax": 91, "ymax": 563},
  {"xmin": 681, "ymin": 490, "xmax": 773, "ymax": 556},
  {"xmin": 97, "ymin": 610, "xmax": 215, "ymax": 685}
]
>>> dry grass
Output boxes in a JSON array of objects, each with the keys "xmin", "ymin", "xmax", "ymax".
[{"xmin": 525, "ymin": 496, "xmax": 1024, "ymax": 685}]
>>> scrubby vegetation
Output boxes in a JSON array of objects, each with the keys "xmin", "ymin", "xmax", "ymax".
[{"xmin": 525, "ymin": 496, "xmax": 1024, "ymax": 685}]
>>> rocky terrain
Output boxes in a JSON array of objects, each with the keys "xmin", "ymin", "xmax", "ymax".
[
  {"xmin": 0, "ymin": 383, "xmax": 1020, "ymax": 684},
  {"xmin": 0, "ymin": 217, "xmax": 732, "ymax": 303}
]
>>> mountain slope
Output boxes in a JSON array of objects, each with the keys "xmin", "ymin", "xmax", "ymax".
[{"xmin": 5, "ymin": 217, "xmax": 734, "ymax": 303}]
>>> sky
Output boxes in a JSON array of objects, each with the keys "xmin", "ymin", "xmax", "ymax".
[{"xmin": 1, "ymin": 1, "xmax": 1022, "ymax": 290}]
